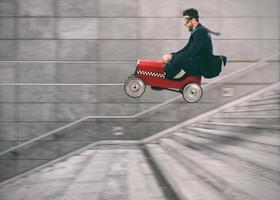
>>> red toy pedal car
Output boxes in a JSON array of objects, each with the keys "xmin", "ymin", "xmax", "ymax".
[{"xmin": 124, "ymin": 60, "xmax": 203, "ymax": 103}]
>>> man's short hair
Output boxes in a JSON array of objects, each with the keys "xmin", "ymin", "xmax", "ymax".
[{"xmin": 183, "ymin": 8, "xmax": 199, "ymax": 20}]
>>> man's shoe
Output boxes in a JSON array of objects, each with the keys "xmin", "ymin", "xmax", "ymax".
[{"xmin": 221, "ymin": 56, "xmax": 227, "ymax": 66}]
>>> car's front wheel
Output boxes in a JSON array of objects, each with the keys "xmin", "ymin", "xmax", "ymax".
[{"xmin": 124, "ymin": 77, "xmax": 146, "ymax": 98}]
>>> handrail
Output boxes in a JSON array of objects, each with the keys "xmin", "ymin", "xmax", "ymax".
[{"xmin": 0, "ymin": 52, "xmax": 279, "ymax": 156}]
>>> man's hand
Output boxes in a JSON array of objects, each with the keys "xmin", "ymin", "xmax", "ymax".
[{"xmin": 163, "ymin": 54, "xmax": 172, "ymax": 63}]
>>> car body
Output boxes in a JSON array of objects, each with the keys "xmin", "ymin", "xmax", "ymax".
[{"xmin": 124, "ymin": 60, "xmax": 203, "ymax": 102}]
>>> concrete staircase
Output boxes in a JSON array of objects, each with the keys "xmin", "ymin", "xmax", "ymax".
[
  {"xmin": 145, "ymin": 83, "xmax": 280, "ymax": 200},
  {"xmin": 0, "ymin": 83, "xmax": 279, "ymax": 200},
  {"xmin": 0, "ymin": 142, "xmax": 166, "ymax": 200}
]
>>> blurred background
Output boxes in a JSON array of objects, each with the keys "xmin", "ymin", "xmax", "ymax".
[
  {"xmin": 0, "ymin": 0, "xmax": 279, "ymax": 199},
  {"xmin": 0, "ymin": 0, "xmax": 279, "ymax": 146}
]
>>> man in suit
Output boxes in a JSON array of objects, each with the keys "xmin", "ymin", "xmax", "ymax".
[{"xmin": 163, "ymin": 8, "xmax": 226, "ymax": 79}]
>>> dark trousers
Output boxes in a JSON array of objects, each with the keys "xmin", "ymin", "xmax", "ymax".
[{"xmin": 164, "ymin": 54, "xmax": 200, "ymax": 79}]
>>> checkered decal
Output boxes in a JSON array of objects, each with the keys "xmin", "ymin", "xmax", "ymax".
[{"xmin": 137, "ymin": 70, "xmax": 166, "ymax": 78}]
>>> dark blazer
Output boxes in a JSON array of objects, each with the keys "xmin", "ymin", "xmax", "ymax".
[{"xmin": 171, "ymin": 23, "xmax": 224, "ymax": 78}]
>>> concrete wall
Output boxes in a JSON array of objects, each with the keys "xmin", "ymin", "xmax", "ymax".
[{"xmin": 0, "ymin": 0, "xmax": 279, "ymax": 147}]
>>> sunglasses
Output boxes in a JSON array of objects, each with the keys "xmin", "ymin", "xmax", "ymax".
[{"xmin": 184, "ymin": 16, "xmax": 193, "ymax": 24}]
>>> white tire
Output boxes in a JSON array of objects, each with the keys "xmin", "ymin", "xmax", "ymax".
[
  {"xmin": 124, "ymin": 77, "xmax": 146, "ymax": 98},
  {"xmin": 182, "ymin": 83, "xmax": 203, "ymax": 103}
]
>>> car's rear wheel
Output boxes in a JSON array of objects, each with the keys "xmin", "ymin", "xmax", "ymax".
[
  {"xmin": 182, "ymin": 83, "xmax": 203, "ymax": 103},
  {"xmin": 124, "ymin": 77, "xmax": 146, "ymax": 98}
]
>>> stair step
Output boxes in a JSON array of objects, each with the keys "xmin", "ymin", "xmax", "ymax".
[
  {"xmin": 230, "ymin": 103, "xmax": 280, "ymax": 111},
  {"xmin": 222, "ymin": 108, "xmax": 280, "ymax": 116},
  {"xmin": 55, "ymin": 149, "xmax": 123, "ymax": 200},
  {"xmin": 249, "ymin": 95, "xmax": 280, "ymax": 102},
  {"xmin": 238, "ymin": 100, "xmax": 280, "ymax": 108},
  {"xmin": 224, "ymin": 107, "xmax": 280, "ymax": 112},
  {"xmin": 208, "ymin": 116, "xmax": 279, "ymax": 125},
  {"xmin": 171, "ymin": 132, "xmax": 280, "ymax": 173},
  {"xmin": 159, "ymin": 138, "xmax": 280, "ymax": 200},
  {"xmin": 213, "ymin": 115, "xmax": 280, "ymax": 120},
  {"xmin": 146, "ymin": 143, "xmax": 225, "ymax": 200},
  {"xmin": 195, "ymin": 122, "xmax": 280, "ymax": 134},
  {"xmin": 260, "ymin": 90, "xmax": 280, "ymax": 97},
  {"xmin": 0, "ymin": 151, "xmax": 96, "ymax": 200},
  {"xmin": 126, "ymin": 149, "xmax": 166, "ymax": 200},
  {"xmin": 0, "ymin": 148, "xmax": 166, "ymax": 200},
  {"xmin": 186, "ymin": 127, "xmax": 280, "ymax": 147},
  {"xmin": 28, "ymin": 156, "xmax": 93, "ymax": 182}
]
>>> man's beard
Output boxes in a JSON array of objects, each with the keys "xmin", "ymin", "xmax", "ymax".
[{"xmin": 187, "ymin": 24, "xmax": 194, "ymax": 32}]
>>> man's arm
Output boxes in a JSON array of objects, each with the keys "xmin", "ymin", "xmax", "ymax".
[
  {"xmin": 163, "ymin": 39, "xmax": 189, "ymax": 62},
  {"xmin": 171, "ymin": 42, "xmax": 190, "ymax": 56},
  {"xmin": 163, "ymin": 28, "xmax": 208, "ymax": 62}
]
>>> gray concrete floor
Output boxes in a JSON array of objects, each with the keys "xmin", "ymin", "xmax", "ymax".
[{"xmin": 0, "ymin": 145, "xmax": 166, "ymax": 200}]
